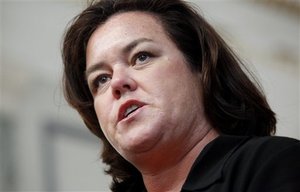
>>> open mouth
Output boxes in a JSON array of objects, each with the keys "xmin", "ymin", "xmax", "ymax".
[
  {"xmin": 118, "ymin": 100, "xmax": 145, "ymax": 122},
  {"xmin": 124, "ymin": 105, "xmax": 139, "ymax": 118}
]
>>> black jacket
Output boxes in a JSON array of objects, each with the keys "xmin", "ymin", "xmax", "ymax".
[{"xmin": 181, "ymin": 135, "xmax": 300, "ymax": 192}]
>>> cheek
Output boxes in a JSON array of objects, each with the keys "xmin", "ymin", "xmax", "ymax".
[
  {"xmin": 93, "ymin": 96, "xmax": 117, "ymax": 138},
  {"xmin": 93, "ymin": 100, "xmax": 112, "ymax": 142},
  {"xmin": 152, "ymin": 61, "xmax": 192, "ymax": 97},
  {"xmin": 93, "ymin": 97, "xmax": 109, "ymax": 127},
  {"xmin": 157, "ymin": 63, "xmax": 202, "ymax": 111}
]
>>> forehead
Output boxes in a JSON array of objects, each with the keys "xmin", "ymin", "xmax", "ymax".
[
  {"xmin": 86, "ymin": 11, "xmax": 171, "ymax": 52},
  {"xmin": 100, "ymin": 11, "xmax": 165, "ymax": 35},
  {"xmin": 105, "ymin": 11, "xmax": 163, "ymax": 29}
]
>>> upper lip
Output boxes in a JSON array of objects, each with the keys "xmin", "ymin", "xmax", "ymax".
[{"xmin": 118, "ymin": 99, "xmax": 146, "ymax": 122}]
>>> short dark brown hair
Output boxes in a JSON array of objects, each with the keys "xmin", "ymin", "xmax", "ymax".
[{"xmin": 62, "ymin": 0, "xmax": 276, "ymax": 190}]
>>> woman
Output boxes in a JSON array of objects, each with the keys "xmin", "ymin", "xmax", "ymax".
[{"xmin": 62, "ymin": 0, "xmax": 300, "ymax": 191}]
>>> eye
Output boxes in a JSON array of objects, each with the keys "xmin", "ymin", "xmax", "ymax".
[
  {"xmin": 133, "ymin": 52, "xmax": 152, "ymax": 65},
  {"xmin": 90, "ymin": 74, "xmax": 111, "ymax": 93}
]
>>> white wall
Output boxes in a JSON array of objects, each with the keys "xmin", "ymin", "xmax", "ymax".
[
  {"xmin": 1, "ymin": 0, "xmax": 299, "ymax": 191},
  {"xmin": 1, "ymin": 1, "xmax": 111, "ymax": 191}
]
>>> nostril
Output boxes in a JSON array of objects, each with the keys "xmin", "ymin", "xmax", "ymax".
[
  {"xmin": 114, "ymin": 89, "xmax": 121, "ymax": 98},
  {"xmin": 112, "ymin": 83, "xmax": 133, "ymax": 99},
  {"xmin": 111, "ymin": 73, "xmax": 137, "ymax": 99},
  {"xmin": 123, "ymin": 84, "xmax": 131, "ymax": 90}
]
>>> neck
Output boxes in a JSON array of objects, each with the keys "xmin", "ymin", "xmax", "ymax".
[{"xmin": 141, "ymin": 128, "xmax": 219, "ymax": 192}]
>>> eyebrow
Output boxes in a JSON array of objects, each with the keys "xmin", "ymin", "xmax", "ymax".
[{"xmin": 85, "ymin": 38, "xmax": 153, "ymax": 79}]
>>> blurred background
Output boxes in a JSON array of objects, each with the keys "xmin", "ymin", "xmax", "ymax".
[{"xmin": 0, "ymin": 0, "xmax": 299, "ymax": 191}]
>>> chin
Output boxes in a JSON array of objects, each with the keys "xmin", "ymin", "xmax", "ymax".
[{"xmin": 118, "ymin": 131, "xmax": 162, "ymax": 155}]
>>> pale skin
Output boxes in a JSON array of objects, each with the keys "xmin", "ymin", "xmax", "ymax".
[{"xmin": 85, "ymin": 11, "xmax": 219, "ymax": 192}]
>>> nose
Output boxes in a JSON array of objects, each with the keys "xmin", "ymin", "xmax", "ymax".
[{"xmin": 111, "ymin": 66, "xmax": 137, "ymax": 99}]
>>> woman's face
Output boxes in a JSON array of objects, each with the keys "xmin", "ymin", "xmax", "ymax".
[{"xmin": 86, "ymin": 12, "xmax": 208, "ymax": 161}]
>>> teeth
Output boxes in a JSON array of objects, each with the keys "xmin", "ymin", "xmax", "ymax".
[{"xmin": 124, "ymin": 105, "xmax": 139, "ymax": 117}]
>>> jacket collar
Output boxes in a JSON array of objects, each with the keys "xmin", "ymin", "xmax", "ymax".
[{"xmin": 182, "ymin": 135, "xmax": 251, "ymax": 191}]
